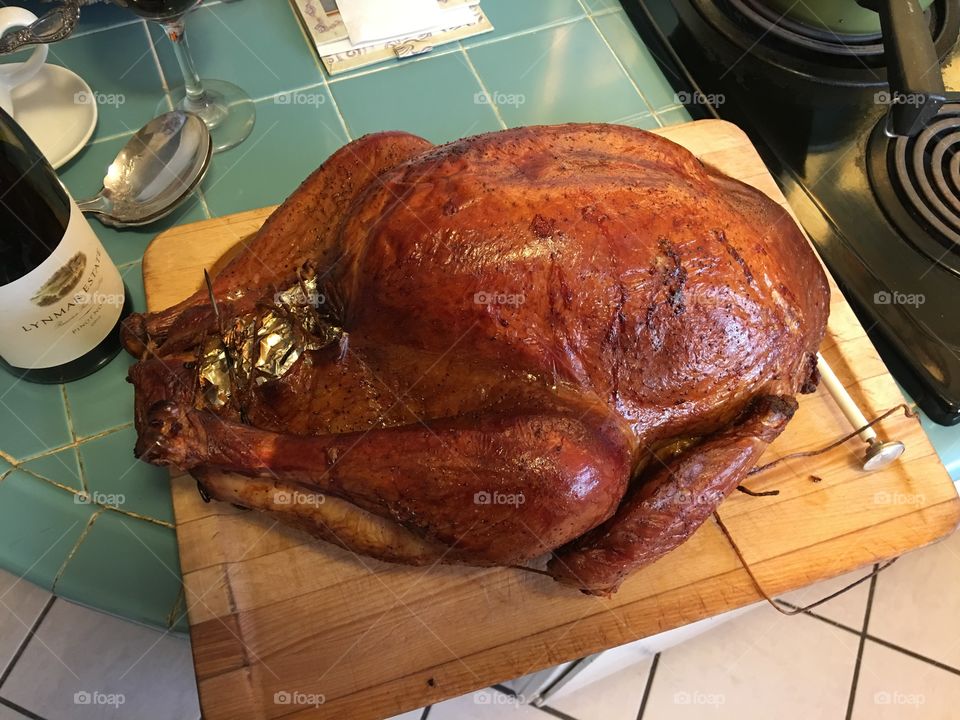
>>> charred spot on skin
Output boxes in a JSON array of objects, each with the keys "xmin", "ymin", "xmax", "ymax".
[
  {"xmin": 656, "ymin": 238, "xmax": 686, "ymax": 315},
  {"xmin": 714, "ymin": 229, "xmax": 755, "ymax": 286},
  {"xmin": 326, "ymin": 447, "xmax": 340, "ymax": 465},
  {"xmin": 442, "ymin": 199, "xmax": 458, "ymax": 216},
  {"xmin": 644, "ymin": 303, "xmax": 660, "ymax": 335},
  {"xmin": 580, "ymin": 204, "xmax": 609, "ymax": 224},
  {"xmin": 147, "ymin": 400, "xmax": 180, "ymax": 428},
  {"xmin": 747, "ymin": 394, "xmax": 799, "ymax": 425},
  {"xmin": 603, "ymin": 284, "xmax": 629, "ymax": 347},
  {"xmin": 531, "ymin": 214, "xmax": 556, "ymax": 239},
  {"xmin": 800, "ymin": 353, "xmax": 820, "ymax": 394}
]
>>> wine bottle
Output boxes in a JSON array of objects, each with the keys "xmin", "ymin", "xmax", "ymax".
[{"xmin": 0, "ymin": 107, "xmax": 131, "ymax": 384}]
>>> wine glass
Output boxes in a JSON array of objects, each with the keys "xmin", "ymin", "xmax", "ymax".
[{"xmin": 111, "ymin": 0, "xmax": 255, "ymax": 153}]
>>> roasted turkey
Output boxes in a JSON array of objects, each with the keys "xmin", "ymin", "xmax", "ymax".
[{"xmin": 123, "ymin": 124, "xmax": 829, "ymax": 595}]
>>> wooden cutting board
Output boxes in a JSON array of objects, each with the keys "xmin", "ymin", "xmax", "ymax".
[{"xmin": 142, "ymin": 120, "xmax": 960, "ymax": 720}]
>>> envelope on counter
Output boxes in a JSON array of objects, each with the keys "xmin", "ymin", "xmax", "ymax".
[
  {"xmin": 336, "ymin": 0, "xmax": 448, "ymax": 45},
  {"xmin": 291, "ymin": 0, "xmax": 493, "ymax": 76}
]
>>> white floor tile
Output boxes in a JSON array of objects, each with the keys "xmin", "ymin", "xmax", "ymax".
[
  {"xmin": 777, "ymin": 566, "xmax": 872, "ymax": 629},
  {"xmin": 546, "ymin": 653, "xmax": 653, "ymax": 720},
  {"xmin": 642, "ymin": 605, "xmax": 858, "ymax": 719},
  {"xmin": 852, "ymin": 641, "xmax": 960, "ymax": 719},
  {"xmin": 869, "ymin": 530, "xmax": 960, "ymax": 670},
  {"xmin": 507, "ymin": 664, "xmax": 568, "ymax": 699},
  {"xmin": 0, "ymin": 570, "xmax": 51, "ymax": 677},
  {"xmin": 0, "ymin": 599, "xmax": 198, "ymax": 720},
  {"xmin": 427, "ymin": 687, "xmax": 547, "ymax": 719},
  {"xmin": 384, "ymin": 710, "xmax": 424, "ymax": 720},
  {"xmin": 0, "ymin": 702, "xmax": 30, "ymax": 720}
]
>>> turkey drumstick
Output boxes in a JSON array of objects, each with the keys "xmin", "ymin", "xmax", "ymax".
[
  {"xmin": 548, "ymin": 395, "xmax": 798, "ymax": 595},
  {"xmin": 138, "ymin": 399, "xmax": 635, "ymax": 566}
]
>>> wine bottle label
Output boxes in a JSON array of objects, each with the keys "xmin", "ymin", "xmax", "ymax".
[{"xmin": 0, "ymin": 202, "xmax": 125, "ymax": 369}]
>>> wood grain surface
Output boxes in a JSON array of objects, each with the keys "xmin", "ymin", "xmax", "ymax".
[{"xmin": 141, "ymin": 120, "xmax": 960, "ymax": 720}]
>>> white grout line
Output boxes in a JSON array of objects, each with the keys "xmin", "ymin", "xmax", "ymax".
[
  {"xmin": 59, "ymin": 385, "xmax": 77, "ymax": 446},
  {"xmin": 69, "ymin": 17, "xmax": 143, "ymax": 40},
  {"xmin": 251, "ymin": 81, "xmax": 326, "ymax": 105},
  {"xmin": 194, "ymin": 188, "xmax": 213, "ymax": 220},
  {"xmin": 87, "ymin": 129, "xmax": 136, "ymax": 147},
  {"xmin": 319, "ymin": 76, "xmax": 354, "ymax": 143},
  {"xmin": 324, "ymin": 44, "xmax": 465, "ymax": 85},
  {"xmin": 459, "ymin": 46, "xmax": 508, "ymax": 130},
  {"xmin": 50, "ymin": 511, "xmax": 102, "ymax": 594},
  {"xmin": 578, "ymin": 0, "xmax": 663, "ymax": 127},
  {"xmin": 589, "ymin": 6, "xmax": 624, "ymax": 18},
  {"xmin": 11, "ymin": 424, "xmax": 135, "ymax": 467},
  {"xmin": 460, "ymin": 13, "xmax": 587, "ymax": 52}
]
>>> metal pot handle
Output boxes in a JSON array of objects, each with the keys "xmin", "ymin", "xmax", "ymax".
[{"xmin": 858, "ymin": 0, "xmax": 946, "ymax": 137}]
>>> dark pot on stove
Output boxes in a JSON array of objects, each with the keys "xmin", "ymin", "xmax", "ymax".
[
  {"xmin": 759, "ymin": 0, "xmax": 934, "ymax": 35},
  {"xmin": 757, "ymin": 0, "xmax": 947, "ymax": 136}
]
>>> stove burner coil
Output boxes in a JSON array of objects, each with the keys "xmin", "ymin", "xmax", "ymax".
[{"xmin": 868, "ymin": 103, "xmax": 960, "ymax": 273}]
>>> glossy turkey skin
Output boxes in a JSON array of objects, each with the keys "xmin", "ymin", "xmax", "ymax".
[{"xmin": 125, "ymin": 124, "xmax": 829, "ymax": 594}]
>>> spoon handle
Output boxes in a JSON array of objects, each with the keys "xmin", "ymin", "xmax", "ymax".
[
  {"xmin": 76, "ymin": 193, "xmax": 110, "ymax": 216},
  {"xmin": 0, "ymin": 1, "xmax": 80, "ymax": 55},
  {"xmin": 0, "ymin": 27, "xmax": 33, "ymax": 55}
]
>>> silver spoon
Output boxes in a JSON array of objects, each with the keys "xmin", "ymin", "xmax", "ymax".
[
  {"xmin": 0, "ymin": 1, "xmax": 80, "ymax": 55},
  {"xmin": 77, "ymin": 111, "xmax": 212, "ymax": 228}
]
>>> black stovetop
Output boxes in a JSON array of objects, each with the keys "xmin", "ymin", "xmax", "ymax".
[{"xmin": 623, "ymin": 0, "xmax": 960, "ymax": 425}]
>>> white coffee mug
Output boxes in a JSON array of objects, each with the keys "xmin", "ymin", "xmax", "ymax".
[{"xmin": 0, "ymin": 7, "xmax": 50, "ymax": 116}]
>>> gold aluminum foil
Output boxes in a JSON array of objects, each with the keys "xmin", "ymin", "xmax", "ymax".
[
  {"xmin": 196, "ymin": 276, "xmax": 341, "ymax": 409},
  {"xmin": 198, "ymin": 337, "xmax": 231, "ymax": 408}
]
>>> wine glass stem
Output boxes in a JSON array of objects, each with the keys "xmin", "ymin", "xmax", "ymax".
[{"xmin": 160, "ymin": 17, "xmax": 205, "ymax": 104}]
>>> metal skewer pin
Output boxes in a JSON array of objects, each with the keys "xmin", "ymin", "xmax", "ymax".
[{"xmin": 817, "ymin": 352, "xmax": 905, "ymax": 471}]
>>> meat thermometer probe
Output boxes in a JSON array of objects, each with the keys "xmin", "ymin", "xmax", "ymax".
[{"xmin": 817, "ymin": 353, "xmax": 906, "ymax": 471}]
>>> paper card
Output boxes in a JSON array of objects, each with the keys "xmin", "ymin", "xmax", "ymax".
[
  {"xmin": 335, "ymin": 0, "xmax": 448, "ymax": 45},
  {"xmin": 291, "ymin": 0, "xmax": 349, "ymax": 48},
  {"xmin": 315, "ymin": 4, "xmax": 476, "ymax": 55},
  {"xmin": 320, "ymin": 4, "xmax": 493, "ymax": 75},
  {"xmin": 291, "ymin": 0, "xmax": 481, "ymax": 54}
]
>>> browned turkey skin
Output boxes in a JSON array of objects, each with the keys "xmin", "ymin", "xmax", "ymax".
[{"xmin": 124, "ymin": 124, "xmax": 829, "ymax": 595}]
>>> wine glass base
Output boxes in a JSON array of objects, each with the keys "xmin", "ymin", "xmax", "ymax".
[{"xmin": 167, "ymin": 79, "xmax": 255, "ymax": 153}]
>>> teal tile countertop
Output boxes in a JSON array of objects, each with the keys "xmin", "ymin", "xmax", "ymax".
[
  {"xmin": 0, "ymin": 0, "xmax": 690, "ymax": 631},
  {"xmin": 8, "ymin": 0, "xmax": 954, "ymax": 632}
]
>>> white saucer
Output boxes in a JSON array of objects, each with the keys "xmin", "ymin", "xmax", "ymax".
[{"xmin": 10, "ymin": 64, "xmax": 97, "ymax": 169}]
